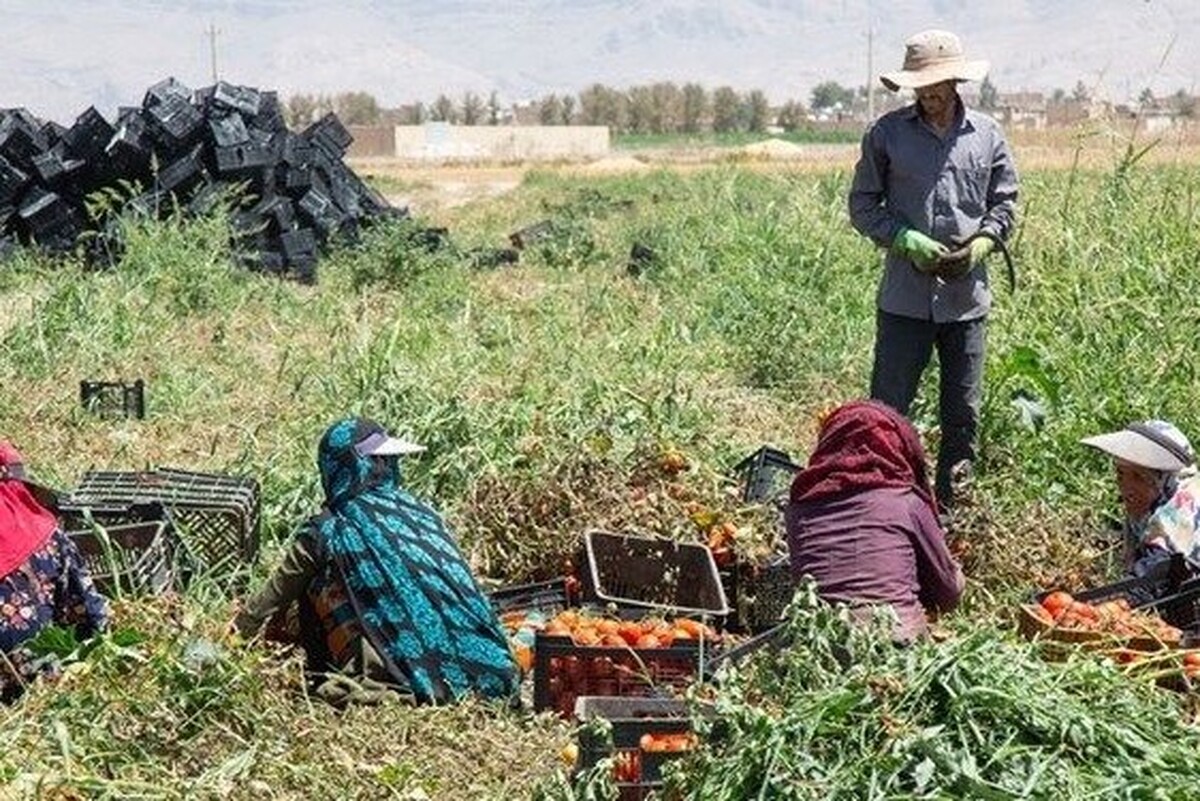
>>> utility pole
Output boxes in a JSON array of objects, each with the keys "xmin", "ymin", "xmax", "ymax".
[
  {"xmin": 866, "ymin": 27, "xmax": 875, "ymax": 122},
  {"xmin": 206, "ymin": 23, "xmax": 220, "ymax": 82}
]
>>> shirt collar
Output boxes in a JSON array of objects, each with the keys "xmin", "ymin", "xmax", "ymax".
[{"xmin": 903, "ymin": 98, "xmax": 974, "ymax": 134}]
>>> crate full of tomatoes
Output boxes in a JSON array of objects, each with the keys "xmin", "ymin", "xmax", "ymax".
[
  {"xmin": 533, "ymin": 610, "xmax": 722, "ymax": 718},
  {"xmin": 1018, "ymin": 586, "xmax": 1186, "ymax": 653},
  {"xmin": 573, "ymin": 696, "xmax": 701, "ymax": 801}
]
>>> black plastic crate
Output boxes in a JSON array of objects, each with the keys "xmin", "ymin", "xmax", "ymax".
[
  {"xmin": 67, "ymin": 518, "xmax": 174, "ymax": 596},
  {"xmin": 63, "ymin": 106, "xmax": 114, "ymax": 161},
  {"xmin": 57, "ymin": 500, "xmax": 167, "ymax": 530},
  {"xmin": 80, "ymin": 379, "xmax": 145, "ymax": 419},
  {"xmin": 533, "ymin": 632, "xmax": 702, "ymax": 719},
  {"xmin": 488, "ymin": 578, "xmax": 573, "ymax": 616},
  {"xmin": 732, "ymin": 446, "xmax": 801, "ymax": 504},
  {"xmin": 211, "ymin": 81, "xmax": 264, "ymax": 118},
  {"xmin": 581, "ymin": 531, "xmax": 729, "ymax": 619},
  {"xmin": 0, "ymin": 155, "xmax": 30, "ymax": 206},
  {"xmin": 508, "ymin": 219, "xmax": 555, "ymax": 250},
  {"xmin": 302, "ymin": 112, "xmax": 353, "ymax": 158},
  {"xmin": 574, "ymin": 696, "xmax": 696, "ymax": 798},
  {"xmin": 63, "ymin": 467, "xmax": 260, "ymax": 574},
  {"xmin": 737, "ymin": 557, "xmax": 795, "ymax": 633},
  {"xmin": 155, "ymin": 145, "xmax": 205, "ymax": 193}
]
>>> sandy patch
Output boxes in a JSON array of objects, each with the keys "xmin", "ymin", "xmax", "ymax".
[
  {"xmin": 738, "ymin": 138, "xmax": 810, "ymax": 158},
  {"xmin": 567, "ymin": 155, "xmax": 653, "ymax": 175}
]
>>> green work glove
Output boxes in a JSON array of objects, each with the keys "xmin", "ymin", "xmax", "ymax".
[
  {"xmin": 968, "ymin": 236, "xmax": 995, "ymax": 266},
  {"xmin": 893, "ymin": 227, "xmax": 948, "ymax": 271}
]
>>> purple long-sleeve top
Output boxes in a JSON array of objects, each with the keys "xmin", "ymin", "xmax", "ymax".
[{"xmin": 785, "ymin": 486, "xmax": 964, "ymax": 642}]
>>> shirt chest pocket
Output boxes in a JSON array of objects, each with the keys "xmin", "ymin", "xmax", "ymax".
[{"xmin": 948, "ymin": 161, "xmax": 991, "ymax": 214}]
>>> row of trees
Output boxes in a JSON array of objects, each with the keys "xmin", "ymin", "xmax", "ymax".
[
  {"xmin": 284, "ymin": 79, "xmax": 1197, "ymax": 132},
  {"xmin": 285, "ymin": 83, "xmax": 792, "ymax": 134}
]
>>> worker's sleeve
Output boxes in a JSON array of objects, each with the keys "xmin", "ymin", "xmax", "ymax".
[
  {"xmin": 910, "ymin": 499, "xmax": 965, "ymax": 613},
  {"xmin": 978, "ymin": 128, "xmax": 1019, "ymax": 242},
  {"xmin": 848, "ymin": 121, "xmax": 906, "ymax": 248},
  {"xmin": 235, "ymin": 529, "xmax": 319, "ymax": 637}
]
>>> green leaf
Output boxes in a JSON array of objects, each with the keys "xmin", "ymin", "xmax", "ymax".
[
  {"xmin": 1011, "ymin": 393, "xmax": 1047, "ymax": 432},
  {"xmin": 24, "ymin": 624, "xmax": 80, "ymax": 660}
]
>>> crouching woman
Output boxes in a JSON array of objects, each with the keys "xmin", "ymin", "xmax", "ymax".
[
  {"xmin": 784, "ymin": 400, "xmax": 964, "ymax": 643},
  {"xmin": 234, "ymin": 418, "xmax": 518, "ymax": 705},
  {"xmin": 1081, "ymin": 419, "xmax": 1200, "ymax": 595},
  {"xmin": 0, "ymin": 442, "xmax": 108, "ymax": 700}
]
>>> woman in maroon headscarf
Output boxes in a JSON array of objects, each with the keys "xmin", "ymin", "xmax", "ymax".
[
  {"xmin": 785, "ymin": 400, "xmax": 963, "ymax": 642},
  {"xmin": 0, "ymin": 442, "xmax": 107, "ymax": 700}
]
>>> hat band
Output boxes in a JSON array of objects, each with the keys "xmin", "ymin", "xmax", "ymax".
[
  {"xmin": 1126, "ymin": 422, "xmax": 1194, "ymax": 466},
  {"xmin": 903, "ymin": 54, "xmax": 967, "ymax": 71}
]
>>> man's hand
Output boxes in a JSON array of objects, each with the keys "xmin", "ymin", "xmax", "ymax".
[
  {"xmin": 893, "ymin": 227, "xmax": 948, "ymax": 271},
  {"xmin": 968, "ymin": 236, "xmax": 994, "ymax": 266},
  {"xmin": 933, "ymin": 235, "xmax": 995, "ymax": 279}
]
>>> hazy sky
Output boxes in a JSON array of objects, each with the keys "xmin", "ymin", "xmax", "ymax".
[{"xmin": 4, "ymin": 0, "xmax": 1197, "ymax": 123}]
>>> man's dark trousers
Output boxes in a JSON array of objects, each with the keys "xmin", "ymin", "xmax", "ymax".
[{"xmin": 869, "ymin": 309, "xmax": 986, "ymax": 510}]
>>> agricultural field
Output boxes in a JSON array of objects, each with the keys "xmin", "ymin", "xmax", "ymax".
[{"xmin": 1, "ymin": 130, "xmax": 1200, "ymax": 798}]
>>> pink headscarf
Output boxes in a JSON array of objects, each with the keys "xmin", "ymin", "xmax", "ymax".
[{"xmin": 0, "ymin": 442, "xmax": 58, "ymax": 578}]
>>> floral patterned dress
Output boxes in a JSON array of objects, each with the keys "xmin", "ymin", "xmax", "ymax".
[
  {"xmin": 0, "ymin": 528, "xmax": 108, "ymax": 699},
  {"xmin": 1137, "ymin": 472, "xmax": 1200, "ymax": 564}
]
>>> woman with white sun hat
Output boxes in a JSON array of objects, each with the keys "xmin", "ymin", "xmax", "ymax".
[{"xmin": 1082, "ymin": 419, "xmax": 1200, "ymax": 587}]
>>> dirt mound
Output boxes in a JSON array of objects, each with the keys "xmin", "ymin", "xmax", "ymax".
[
  {"xmin": 570, "ymin": 155, "xmax": 653, "ymax": 174},
  {"xmin": 738, "ymin": 138, "xmax": 810, "ymax": 159}
]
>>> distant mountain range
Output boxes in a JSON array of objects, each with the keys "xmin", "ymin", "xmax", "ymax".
[{"xmin": 4, "ymin": 0, "xmax": 1197, "ymax": 123}]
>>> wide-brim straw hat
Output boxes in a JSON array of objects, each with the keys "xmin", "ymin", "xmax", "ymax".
[
  {"xmin": 880, "ymin": 29, "xmax": 990, "ymax": 92},
  {"xmin": 1081, "ymin": 420, "xmax": 1195, "ymax": 473}
]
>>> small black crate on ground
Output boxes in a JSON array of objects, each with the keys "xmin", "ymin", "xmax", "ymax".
[
  {"xmin": 80, "ymin": 379, "xmax": 145, "ymax": 419},
  {"xmin": 738, "ymin": 556, "xmax": 796, "ymax": 633},
  {"xmin": 574, "ymin": 696, "xmax": 696, "ymax": 800},
  {"xmin": 533, "ymin": 632, "xmax": 702, "ymax": 719},
  {"xmin": 582, "ymin": 530, "xmax": 729, "ymax": 619},
  {"xmin": 63, "ymin": 467, "xmax": 260, "ymax": 578},
  {"xmin": 732, "ymin": 446, "xmax": 800, "ymax": 504},
  {"xmin": 488, "ymin": 578, "xmax": 573, "ymax": 616},
  {"xmin": 66, "ymin": 518, "xmax": 174, "ymax": 596}
]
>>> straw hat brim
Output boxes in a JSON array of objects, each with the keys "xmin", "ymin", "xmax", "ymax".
[
  {"xmin": 1081, "ymin": 430, "xmax": 1191, "ymax": 473},
  {"xmin": 880, "ymin": 59, "xmax": 989, "ymax": 92}
]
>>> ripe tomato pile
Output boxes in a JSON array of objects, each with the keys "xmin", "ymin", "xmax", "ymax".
[
  {"xmin": 639, "ymin": 732, "xmax": 698, "ymax": 753},
  {"xmin": 1033, "ymin": 590, "xmax": 1182, "ymax": 642},
  {"xmin": 608, "ymin": 733, "xmax": 697, "ymax": 784},
  {"xmin": 542, "ymin": 610, "xmax": 721, "ymax": 647},
  {"xmin": 612, "ymin": 749, "xmax": 642, "ymax": 783},
  {"xmin": 501, "ymin": 607, "xmax": 722, "ymax": 681}
]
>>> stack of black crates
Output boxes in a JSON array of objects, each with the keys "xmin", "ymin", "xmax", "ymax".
[{"xmin": 0, "ymin": 77, "xmax": 403, "ymax": 282}]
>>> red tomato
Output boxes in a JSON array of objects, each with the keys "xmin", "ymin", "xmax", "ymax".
[{"xmin": 1040, "ymin": 591, "xmax": 1074, "ymax": 620}]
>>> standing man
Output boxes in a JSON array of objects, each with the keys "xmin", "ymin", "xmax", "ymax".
[{"xmin": 848, "ymin": 29, "xmax": 1018, "ymax": 514}]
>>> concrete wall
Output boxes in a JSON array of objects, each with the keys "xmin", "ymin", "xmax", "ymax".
[{"xmin": 369, "ymin": 124, "xmax": 610, "ymax": 161}]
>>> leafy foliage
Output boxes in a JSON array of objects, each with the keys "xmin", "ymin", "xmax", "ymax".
[
  {"xmin": 676, "ymin": 585, "xmax": 1200, "ymax": 799},
  {"xmin": 1, "ymin": 151, "xmax": 1199, "ymax": 795}
]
